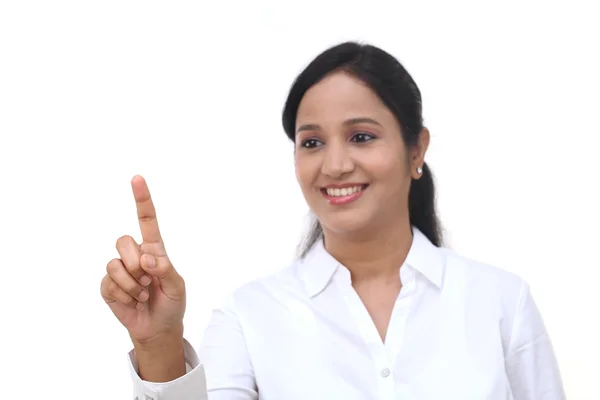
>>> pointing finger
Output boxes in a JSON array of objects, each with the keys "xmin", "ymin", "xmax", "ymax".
[{"xmin": 131, "ymin": 175, "xmax": 163, "ymax": 244}]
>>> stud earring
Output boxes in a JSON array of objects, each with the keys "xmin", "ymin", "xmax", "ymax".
[{"xmin": 417, "ymin": 166, "xmax": 423, "ymax": 174}]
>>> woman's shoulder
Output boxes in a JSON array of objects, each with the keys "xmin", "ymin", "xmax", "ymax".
[
  {"xmin": 438, "ymin": 248, "xmax": 543, "ymax": 354},
  {"xmin": 438, "ymin": 246, "xmax": 528, "ymax": 299}
]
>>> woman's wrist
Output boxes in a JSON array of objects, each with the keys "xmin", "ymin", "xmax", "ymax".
[{"xmin": 133, "ymin": 327, "xmax": 186, "ymax": 382}]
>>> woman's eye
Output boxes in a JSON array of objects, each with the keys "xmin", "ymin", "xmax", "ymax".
[
  {"xmin": 301, "ymin": 138, "xmax": 323, "ymax": 148},
  {"xmin": 351, "ymin": 132, "xmax": 376, "ymax": 143}
]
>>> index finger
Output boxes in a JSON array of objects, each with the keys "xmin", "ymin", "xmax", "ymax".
[{"xmin": 131, "ymin": 175, "xmax": 163, "ymax": 243}]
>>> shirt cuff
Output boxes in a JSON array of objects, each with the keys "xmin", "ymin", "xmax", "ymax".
[{"xmin": 128, "ymin": 338, "xmax": 207, "ymax": 400}]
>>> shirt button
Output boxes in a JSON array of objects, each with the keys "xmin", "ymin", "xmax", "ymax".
[{"xmin": 381, "ymin": 368, "xmax": 391, "ymax": 378}]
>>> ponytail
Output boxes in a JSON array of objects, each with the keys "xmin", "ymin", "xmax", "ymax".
[{"xmin": 408, "ymin": 162, "xmax": 441, "ymax": 247}]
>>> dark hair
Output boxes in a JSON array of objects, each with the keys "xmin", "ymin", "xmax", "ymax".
[{"xmin": 282, "ymin": 41, "xmax": 442, "ymax": 257}]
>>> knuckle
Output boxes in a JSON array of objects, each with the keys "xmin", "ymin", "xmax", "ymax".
[
  {"xmin": 100, "ymin": 275, "xmax": 110, "ymax": 296},
  {"xmin": 106, "ymin": 281, "xmax": 119, "ymax": 297},
  {"xmin": 126, "ymin": 261, "xmax": 143, "ymax": 277},
  {"xmin": 138, "ymin": 214, "xmax": 155, "ymax": 223},
  {"xmin": 106, "ymin": 258, "xmax": 122, "ymax": 275},
  {"xmin": 169, "ymin": 273, "xmax": 185, "ymax": 295},
  {"xmin": 124, "ymin": 281, "xmax": 141, "ymax": 296},
  {"xmin": 120, "ymin": 293, "xmax": 137, "ymax": 307},
  {"xmin": 115, "ymin": 235, "xmax": 134, "ymax": 250}
]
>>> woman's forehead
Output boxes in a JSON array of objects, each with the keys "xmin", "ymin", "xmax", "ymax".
[{"xmin": 296, "ymin": 73, "xmax": 391, "ymax": 123}]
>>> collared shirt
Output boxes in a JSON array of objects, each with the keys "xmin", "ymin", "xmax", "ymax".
[{"xmin": 128, "ymin": 227, "xmax": 565, "ymax": 400}]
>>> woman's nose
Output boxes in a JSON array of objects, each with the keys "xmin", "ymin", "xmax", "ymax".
[{"xmin": 321, "ymin": 144, "xmax": 354, "ymax": 179}]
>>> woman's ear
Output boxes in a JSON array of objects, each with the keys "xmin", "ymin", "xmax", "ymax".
[{"xmin": 411, "ymin": 127, "xmax": 430, "ymax": 179}]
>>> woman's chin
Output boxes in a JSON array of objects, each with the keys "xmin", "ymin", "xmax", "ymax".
[{"xmin": 321, "ymin": 213, "xmax": 373, "ymax": 236}]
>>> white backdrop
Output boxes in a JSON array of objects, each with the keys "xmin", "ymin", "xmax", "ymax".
[{"xmin": 1, "ymin": 1, "xmax": 598, "ymax": 399}]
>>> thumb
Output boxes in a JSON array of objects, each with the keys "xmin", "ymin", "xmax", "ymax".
[{"xmin": 140, "ymin": 254, "xmax": 184, "ymax": 298}]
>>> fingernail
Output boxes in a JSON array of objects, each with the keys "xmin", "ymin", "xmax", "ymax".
[
  {"xmin": 139, "ymin": 290, "xmax": 149, "ymax": 302},
  {"xmin": 136, "ymin": 302, "xmax": 144, "ymax": 311},
  {"xmin": 140, "ymin": 275, "xmax": 151, "ymax": 286},
  {"xmin": 146, "ymin": 255, "xmax": 156, "ymax": 268}
]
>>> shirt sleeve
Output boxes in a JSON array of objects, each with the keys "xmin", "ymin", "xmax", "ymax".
[
  {"xmin": 505, "ymin": 281, "xmax": 566, "ymax": 400},
  {"xmin": 129, "ymin": 338, "xmax": 208, "ymax": 400},
  {"xmin": 128, "ymin": 293, "xmax": 258, "ymax": 400},
  {"xmin": 197, "ymin": 293, "xmax": 258, "ymax": 399}
]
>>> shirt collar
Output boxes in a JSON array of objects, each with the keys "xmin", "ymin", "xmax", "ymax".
[
  {"xmin": 299, "ymin": 226, "xmax": 445, "ymax": 297},
  {"xmin": 405, "ymin": 227, "xmax": 444, "ymax": 289},
  {"xmin": 298, "ymin": 238, "xmax": 340, "ymax": 297}
]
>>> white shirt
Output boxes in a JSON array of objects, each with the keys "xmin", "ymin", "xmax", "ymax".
[{"xmin": 128, "ymin": 227, "xmax": 565, "ymax": 400}]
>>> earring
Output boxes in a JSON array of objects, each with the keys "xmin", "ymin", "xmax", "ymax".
[{"xmin": 417, "ymin": 166, "xmax": 423, "ymax": 174}]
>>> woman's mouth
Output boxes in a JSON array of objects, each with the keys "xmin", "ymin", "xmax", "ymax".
[{"xmin": 320, "ymin": 184, "xmax": 368, "ymax": 205}]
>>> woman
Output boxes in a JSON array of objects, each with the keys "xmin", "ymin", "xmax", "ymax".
[{"xmin": 101, "ymin": 42, "xmax": 565, "ymax": 399}]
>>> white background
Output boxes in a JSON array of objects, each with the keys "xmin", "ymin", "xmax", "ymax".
[{"xmin": 1, "ymin": 1, "xmax": 598, "ymax": 399}]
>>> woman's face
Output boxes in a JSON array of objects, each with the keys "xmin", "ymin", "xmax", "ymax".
[{"xmin": 294, "ymin": 71, "xmax": 427, "ymax": 236}]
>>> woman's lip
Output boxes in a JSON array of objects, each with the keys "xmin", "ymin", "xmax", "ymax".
[{"xmin": 320, "ymin": 184, "xmax": 368, "ymax": 205}]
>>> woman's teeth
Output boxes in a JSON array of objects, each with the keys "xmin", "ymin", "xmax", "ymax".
[{"xmin": 325, "ymin": 186, "xmax": 363, "ymax": 197}]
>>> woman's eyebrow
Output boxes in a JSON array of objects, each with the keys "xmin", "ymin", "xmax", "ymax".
[{"xmin": 296, "ymin": 117, "xmax": 382, "ymax": 134}]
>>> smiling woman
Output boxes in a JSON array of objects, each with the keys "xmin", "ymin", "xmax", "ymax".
[
  {"xmin": 102, "ymin": 42, "xmax": 565, "ymax": 400},
  {"xmin": 283, "ymin": 51, "xmax": 437, "ymax": 261}
]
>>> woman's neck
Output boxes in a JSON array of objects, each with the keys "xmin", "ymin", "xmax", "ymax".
[{"xmin": 323, "ymin": 219, "xmax": 413, "ymax": 282}]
